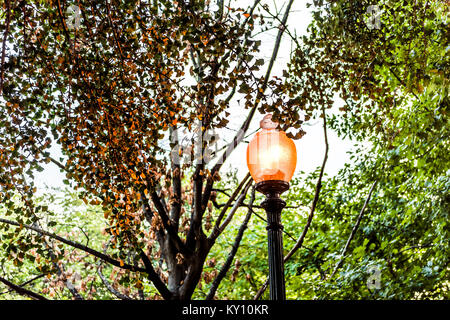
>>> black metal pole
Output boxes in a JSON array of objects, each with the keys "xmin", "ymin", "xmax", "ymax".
[{"xmin": 256, "ymin": 180, "xmax": 289, "ymax": 300}]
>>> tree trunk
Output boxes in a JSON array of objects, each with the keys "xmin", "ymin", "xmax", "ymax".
[{"xmin": 175, "ymin": 234, "xmax": 210, "ymax": 300}]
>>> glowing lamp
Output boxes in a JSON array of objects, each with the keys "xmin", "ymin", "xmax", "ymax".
[
  {"xmin": 246, "ymin": 115, "xmax": 297, "ymax": 184},
  {"xmin": 245, "ymin": 114, "xmax": 297, "ymax": 301}
]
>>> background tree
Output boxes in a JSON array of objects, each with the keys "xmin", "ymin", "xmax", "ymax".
[
  {"xmin": 202, "ymin": 0, "xmax": 449, "ymax": 300},
  {"xmin": 263, "ymin": 0, "xmax": 449, "ymax": 299}
]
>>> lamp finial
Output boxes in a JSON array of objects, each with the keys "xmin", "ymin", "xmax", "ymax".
[{"xmin": 260, "ymin": 114, "xmax": 278, "ymax": 130}]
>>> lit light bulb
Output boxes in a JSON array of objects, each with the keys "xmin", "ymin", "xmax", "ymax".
[{"xmin": 246, "ymin": 115, "xmax": 297, "ymax": 183}]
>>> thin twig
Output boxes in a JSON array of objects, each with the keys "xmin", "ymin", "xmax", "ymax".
[
  {"xmin": 329, "ymin": 180, "xmax": 378, "ymax": 280},
  {"xmin": 206, "ymin": 186, "xmax": 256, "ymax": 300},
  {"xmin": 217, "ymin": 180, "xmax": 253, "ymax": 234},
  {"xmin": 96, "ymin": 239, "xmax": 132, "ymax": 300},
  {"xmin": 209, "ymin": 173, "xmax": 251, "ymax": 241}
]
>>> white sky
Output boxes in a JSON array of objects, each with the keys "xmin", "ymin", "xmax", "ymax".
[{"xmin": 33, "ymin": 0, "xmax": 354, "ymax": 190}]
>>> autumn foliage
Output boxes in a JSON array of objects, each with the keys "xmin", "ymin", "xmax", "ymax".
[{"xmin": 0, "ymin": 0, "xmax": 306, "ymax": 300}]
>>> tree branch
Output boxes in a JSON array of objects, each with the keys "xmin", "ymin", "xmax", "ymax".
[
  {"xmin": 206, "ymin": 186, "xmax": 256, "ymax": 300},
  {"xmin": 213, "ymin": 179, "xmax": 253, "ymax": 241},
  {"xmin": 139, "ymin": 251, "xmax": 173, "ymax": 300},
  {"xmin": 97, "ymin": 266, "xmax": 132, "ymax": 300},
  {"xmin": 284, "ymin": 109, "xmax": 329, "ymax": 262},
  {"xmin": 106, "ymin": 0, "xmax": 125, "ymax": 61},
  {"xmin": 208, "ymin": 173, "xmax": 251, "ymax": 242},
  {"xmin": 0, "ymin": 274, "xmax": 45, "ymax": 296},
  {"xmin": 56, "ymin": 0, "xmax": 72, "ymax": 44},
  {"xmin": 212, "ymin": 198, "xmax": 301, "ymax": 210},
  {"xmin": 186, "ymin": 165, "xmax": 205, "ymax": 250},
  {"xmin": 149, "ymin": 190, "xmax": 191, "ymax": 256},
  {"xmin": 0, "ymin": 276, "xmax": 48, "ymax": 300},
  {"xmin": 15, "ymin": 204, "xmax": 84, "ymax": 300},
  {"xmin": 96, "ymin": 238, "xmax": 132, "ymax": 300},
  {"xmin": 329, "ymin": 180, "xmax": 378, "ymax": 280},
  {"xmin": 0, "ymin": 218, "xmax": 147, "ymax": 273},
  {"xmin": 169, "ymin": 127, "xmax": 182, "ymax": 231},
  {"xmin": 139, "ymin": 188, "xmax": 154, "ymax": 224}
]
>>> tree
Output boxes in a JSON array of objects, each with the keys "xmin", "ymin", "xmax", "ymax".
[
  {"xmin": 0, "ymin": 0, "xmax": 307, "ymax": 300},
  {"xmin": 271, "ymin": 0, "xmax": 449, "ymax": 299}
]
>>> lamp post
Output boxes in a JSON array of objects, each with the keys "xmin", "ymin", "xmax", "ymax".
[{"xmin": 246, "ymin": 114, "xmax": 297, "ymax": 300}]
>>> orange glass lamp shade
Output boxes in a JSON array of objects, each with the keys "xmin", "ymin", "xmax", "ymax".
[{"xmin": 246, "ymin": 116, "xmax": 297, "ymax": 184}]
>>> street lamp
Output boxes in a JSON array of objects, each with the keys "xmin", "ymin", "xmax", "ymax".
[{"xmin": 246, "ymin": 114, "xmax": 297, "ymax": 300}]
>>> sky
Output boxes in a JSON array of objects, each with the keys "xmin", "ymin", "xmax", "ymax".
[{"xmin": 32, "ymin": 0, "xmax": 355, "ymax": 191}]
